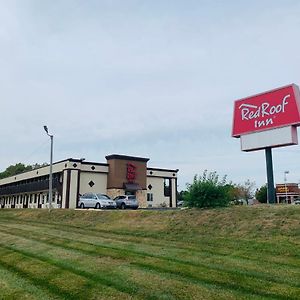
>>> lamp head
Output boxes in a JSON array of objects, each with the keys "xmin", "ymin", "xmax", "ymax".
[{"xmin": 43, "ymin": 125, "xmax": 48, "ymax": 134}]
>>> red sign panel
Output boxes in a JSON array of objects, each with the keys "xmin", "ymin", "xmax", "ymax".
[
  {"xmin": 232, "ymin": 84, "xmax": 300, "ymax": 137},
  {"xmin": 126, "ymin": 163, "xmax": 136, "ymax": 182}
]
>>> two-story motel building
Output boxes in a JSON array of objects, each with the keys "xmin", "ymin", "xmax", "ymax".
[{"xmin": 0, "ymin": 154, "xmax": 178, "ymax": 209}]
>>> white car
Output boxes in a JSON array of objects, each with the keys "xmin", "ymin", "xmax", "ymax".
[
  {"xmin": 114, "ymin": 195, "xmax": 139, "ymax": 209},
  {"xmin": 79, "ymin": 193, "xmax": 117, "ymax": 209}
]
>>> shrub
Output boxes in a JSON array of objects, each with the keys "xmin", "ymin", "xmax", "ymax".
[
  {"xmin": 255, "ymin": 184, "xmax": 268, "ymax": 203},
  {"xmin": 184, "ymin": 170, "xmax": 232, "ymax": 208}
]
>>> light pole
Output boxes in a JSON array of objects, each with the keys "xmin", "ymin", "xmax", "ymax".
[
  {"xmin": 44, "ymin": 126, "xmax": 53, "ymax": 211},
  {"xmin": 284, "ymin": 170, "xmax": 289, "ymax": 204}
]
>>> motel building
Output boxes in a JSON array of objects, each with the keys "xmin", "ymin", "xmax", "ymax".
[
  {"xmin": 0, "ymin": 154, "xmax": 178, "ymax": 209},
  {"xmin": 275, "ymin": 183, "xmax": 300, "ymax": 204}
]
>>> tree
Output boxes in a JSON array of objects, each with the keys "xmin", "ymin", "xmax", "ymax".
[
  {"xmin": 0, "ymin": 163, "xmax": 47, "ymax": 179},
  {"xmin": 255, "ymin": 185, "xmax": 267, "ymax": 203},
  {"xmin": 232, "ymin": 179, "xmax": 256, "ymax": 204},
  {"xmin": 184, "ymin": 170, "xmax": 233, "ymax": 208}
]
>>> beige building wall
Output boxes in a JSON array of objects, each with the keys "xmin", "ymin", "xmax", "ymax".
[
  {"xmin": 61, "ymin": 170, "xmax": 69, "ymax": 209},
  {"xmin": 80, "ymin": 172, "xmax": 107, "ymax": 195},
  {"xmin": 146, "ymin": 177, "xmax": 170, "ymax": 207},
  {"xmin": 171, "ymin": 178, "xmax": 177, "ymax": 207},
  {"xmin": 69, "ymin": 170, "xmax": 79, "ymax": 209}
]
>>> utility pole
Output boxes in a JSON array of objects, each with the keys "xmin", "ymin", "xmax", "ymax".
[{"xmin": 43, "ymin": 126, "xmax": 53, "ymax": 212}]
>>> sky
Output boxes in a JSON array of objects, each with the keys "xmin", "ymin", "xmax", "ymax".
[{"xmin": 1, "ymin": 0, "xmax": 300, "ymax": 190}]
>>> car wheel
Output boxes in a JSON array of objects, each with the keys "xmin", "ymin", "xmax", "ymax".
[
  {"xmin": 80, "ymin": 203, "xmax": 84, "ymax": 209},
  {"xmin": 95, "ymin": 203, "xmax": 101, "ymax": 209},
  {"xmin": 121, "ymin": 203, "xmax": 126, "ymax": 210}
]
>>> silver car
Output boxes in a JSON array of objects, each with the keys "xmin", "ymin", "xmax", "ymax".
[
  {"xmin": 79, "ymin": 193, "xmax": 117, "ymax": 209},
  {"xmin": 114, "ymin": 195, "xmax": 139, "ymax": 209}
]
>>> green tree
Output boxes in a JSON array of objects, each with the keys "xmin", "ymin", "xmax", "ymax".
[
  {"xmin": 184, "ymin": 170, "xmax": 232, "ymax": 208},
  {"xmin": 255, "ymin": 185, "xmax": 268, "ymax": 203},
  {"xmin": 0, "ymin": 163, "xmax": 47, "ymax": 179}
]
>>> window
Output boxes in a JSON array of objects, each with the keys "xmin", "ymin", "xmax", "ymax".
[
  {"xmin": 147, "ymin": 193, "xmax": 153, "ymax": 202},
  {"xmin": 164, "ymin": 179, "xmax": 171, "ymax": 197}
]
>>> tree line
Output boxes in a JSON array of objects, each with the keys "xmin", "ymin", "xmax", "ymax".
[{"xmin": 0, "ymin": 163, "xmax": 47, "ymax": 180}]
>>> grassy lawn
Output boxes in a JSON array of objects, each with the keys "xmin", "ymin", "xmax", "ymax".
[{"xmin": 0, "ymin": 205, "xmax": 299, "ymax": 299}]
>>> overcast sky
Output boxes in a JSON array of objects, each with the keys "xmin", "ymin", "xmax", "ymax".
[{"xmin": 1, "ymin": 0, "xmax": 300, "ymax": 190}]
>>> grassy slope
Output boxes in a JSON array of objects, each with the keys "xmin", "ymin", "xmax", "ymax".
[{"xmin": 0, "ymin": 206, "xmax": 299, "ymax": 300}]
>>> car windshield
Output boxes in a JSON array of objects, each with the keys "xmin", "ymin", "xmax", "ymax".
[
  {"xmin": 97, "ymin": 194, "xmax": 111, "ymax": 200},
  {"xmin": 128, "ymin": 196, "xmax": 137, "ymax": 200}
]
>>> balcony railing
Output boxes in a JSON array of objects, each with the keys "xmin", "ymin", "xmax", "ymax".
[{"xmin": 0, "ymin": 178, "xmax": 62, "ymax": 196}]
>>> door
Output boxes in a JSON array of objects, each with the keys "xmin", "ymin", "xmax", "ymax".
[{"xmin": 23, "ymin": 195, "xmax": 28, "ymax": 208}]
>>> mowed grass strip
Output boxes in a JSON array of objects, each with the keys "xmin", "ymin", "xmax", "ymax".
[
  {"xmin": 0, "ymin": 222, "xmax": 299, "ymax": 290},
  {"xmin": 0, "ymin": 244, "xmax": 154, "ymax": 300},
  {"xmin": 0, "ymin": 234, "xmax": 298, "ymax": 298},
  {"xmin": 2, "ymin": 232, "xmax": 290, "ymax": 299},
  {"xmin": 0, "ymin": 206, "xmax": 299, "ymax": 299},
  {"xmin": 0, "ymin": 232, "xmax": 246, "ymax": 300},
  {"xmin": 1, "ymin": 219, "xmax": 299, "ymax": 274}
]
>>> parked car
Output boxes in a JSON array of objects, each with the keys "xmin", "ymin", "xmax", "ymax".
[
  {"xmin": 78, "ymin": 193, "xmax": 117, "ymax": 209},
  {"xmin": 292, "ymin": 200, "xmax": 300, "ymax": 205},
  {"xmin": 177, "ymin": 200, "xmax": 184, "ymax": 207},
  {"xmin": 114, "ymin": 195, "xmax": 139, "ymax": 209}
]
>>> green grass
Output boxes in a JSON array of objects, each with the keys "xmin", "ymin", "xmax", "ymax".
[{"xmin": 0, "ymin": 206, "xmax": 299, "ymax": 299}]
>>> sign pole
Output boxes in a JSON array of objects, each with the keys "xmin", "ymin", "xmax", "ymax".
[{"xmin": 265, "ymin": 147, "xmax": 275, "ymax": 204}]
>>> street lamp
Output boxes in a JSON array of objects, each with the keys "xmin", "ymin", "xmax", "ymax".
[
  {"xmin": 284, "ymin": 170, "xmax": 289, "ymax": 204},
  {"xmin": 44, "ymin": 126, "xmax": 53, "ymax": 211}
]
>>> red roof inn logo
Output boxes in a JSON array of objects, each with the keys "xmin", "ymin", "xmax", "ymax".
[
  {"xmin": 126, "ymin": 163, "xmax": 136, "ymax": 182},
  {"xmin": 232, "ymin": 84, "xmax": 300, "ymax": 137}
]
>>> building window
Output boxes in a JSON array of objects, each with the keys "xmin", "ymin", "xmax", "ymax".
[
  {"xmin": 164, "ymin": 179, "xmax": 171, "ymax": 197},
  {"xmin": 147, "ymin": 193, "xmax": 153, "ymax": 202}
]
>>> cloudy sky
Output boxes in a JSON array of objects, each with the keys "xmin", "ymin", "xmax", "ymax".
[{"xmin": 1, "ymin": 0, "xmax": 300, "ymax": 190}]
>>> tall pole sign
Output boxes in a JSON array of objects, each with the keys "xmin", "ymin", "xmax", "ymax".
[{"xmin": 232, "ymin": 84, "xmax": 300, "ymax": 203}]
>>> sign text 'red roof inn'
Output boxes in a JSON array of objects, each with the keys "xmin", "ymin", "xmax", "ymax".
[{"xmin": 232, "ymin": 84, "xmax": 300, "ymax": 137}]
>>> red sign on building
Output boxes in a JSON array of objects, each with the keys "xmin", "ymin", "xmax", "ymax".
[
  {"xmin": 232, "ymin": 84, "xmax": 300, "ymax": 137},
  {"xmin": 126, "ymin": 163, "xmax": 136, "ymax": 182}
]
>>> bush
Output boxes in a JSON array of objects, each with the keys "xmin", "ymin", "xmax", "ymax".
[
  {"xmin": 255, "ymin": 184, "xmax": 267, "ymax": 203},
  {"xmin": 184, "ymin": 170, "xmax": 232, "ymax": 208}
]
